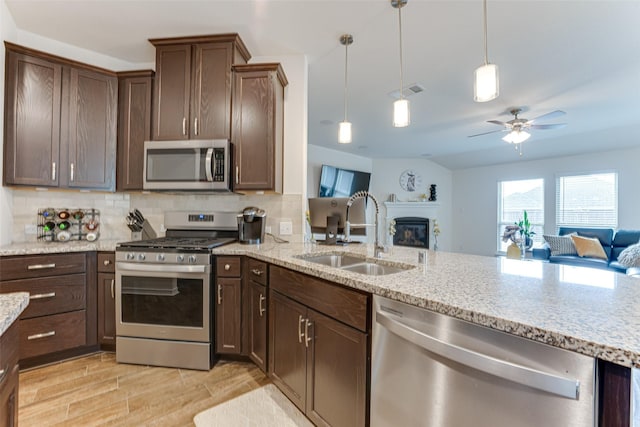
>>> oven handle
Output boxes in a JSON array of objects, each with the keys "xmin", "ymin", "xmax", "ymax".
[{"xmin": 116, "ymin": 262, "xmax": 207, "ymax": 274}]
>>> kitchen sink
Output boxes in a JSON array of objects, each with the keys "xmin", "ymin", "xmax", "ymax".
[{"xmin": 296, "ymin": 253, "xmax": 414, "ymax": 276}]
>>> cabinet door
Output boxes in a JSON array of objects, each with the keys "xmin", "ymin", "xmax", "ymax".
[
  {"xmin": 305, "ymin": 309, "xmax": 368, "ymax": 427},
  {"xmin": 66, "ymin": 67, "xmax": 117, "ymax": 190},
  {"xmin": 97, "ymin": 272, "xmax": 116, "ymax": 350},
  {"xmin": 191, "ymin": 42, "xmax": 232, "ymax": 139},
  {"xmin": 268, "ymin": 290, "xmax": 307, "ymax": 412},
  {"xmin": 0, "ymin": 365, "xmax": 18, "ymax": 427},
  {"xmin": 4, "ymin": 51, "xmax": 62, "ymax": 187},
  {"xmin": 232, "ymin": 69, "xmax": 275, "ymax": 191},
  {"xmin": 152, "ymin": 45, "xmax": 191, "ymax": 140},
  {"xmin": 215, "ymin": 277, "xmax": 242, "ymax": 354},
  {"xmin": 117, "ymin": 72, "xmax": 153, "ymax": 191},
  {"xmin": 248, "ymin": 281, "xmax": 267, "ymax": 372}
]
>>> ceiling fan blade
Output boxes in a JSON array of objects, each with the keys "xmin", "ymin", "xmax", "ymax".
[
  {"xmin": 468, "ymin": 129, "xmax": 505, "ymax": 138},
  {"xmin": 487, "ymin": 120, "xmax": 507, "ymax": 126},
  {"xmin": 530, "ymin": 123, "xmax": 567, "ymax": 130},
  {"xmin": 529, "ymin": 110, "xmax": 566, "ymax": 123}
]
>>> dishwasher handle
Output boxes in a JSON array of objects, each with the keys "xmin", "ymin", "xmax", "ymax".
[{"xmin": 376, "ymin": 310, "xmax": 580, "ymax": 400}]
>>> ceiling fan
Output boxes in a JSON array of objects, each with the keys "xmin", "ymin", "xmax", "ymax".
[{"xmin": 468, "ymin": 108, "xmax": 567, "ymax": 145}]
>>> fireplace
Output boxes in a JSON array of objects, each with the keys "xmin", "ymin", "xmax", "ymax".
[{"xmin": 393, "ymin": 217, "xmax": 429, "ymax": 248}]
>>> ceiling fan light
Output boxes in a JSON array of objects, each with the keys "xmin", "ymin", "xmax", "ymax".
[
  {"xmin": 338, "ymin": 121, "xmax": 352, "ymax": 144},
  {"xmin": 393, "ymin": 99, "xmax": 410, "ymax": 127},
  {"xmin": 502, "ymin": 130, "xmax": 530, "ymax": 144},
  {"xmin": 474, "ymin": 63, "xmax": 499, "ymax": 102}
]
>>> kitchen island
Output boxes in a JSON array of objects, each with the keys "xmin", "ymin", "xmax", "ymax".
[{"xmin": 213, "ymin": 241, "xmax": 640, "ymax": 369}]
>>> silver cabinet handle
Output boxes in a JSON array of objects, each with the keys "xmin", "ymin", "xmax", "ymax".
[
  {"xmin": 194, "ymin": 117, "xmax": 199, "ymax": 136},
  {"xmin": 182, "ymin": 117, "xmax": 187, "ymax": 135},
  {"xmin": 0, "ymin": 366, "xmax": 6, "ymax": 385},
  {"xmin": 30, "ymin": 292, "xmax": 56, "ymax": 300},
  {"xmin": 110, "ymin": 279, "xmax": 115, "ymax": 299},
  {"xmin": 375, "ymin": 310, "xmax": 580, "ymax": 400},
  {"xmin": 217, "ymin": 284, "xmax": 222, "ymax": 305},
  {"xmin": 224, "ymin": 264, "xmax": 231, "ymax": 271},
  {"xmin": 251, "ymin": 268, "xmax": 263, "ymax": 276},
  {"xmin": 28, "ymin": 331, "xmax": 55, "ymax": 340},
  {"xmin": 235, "ymin": 166, "xmax": 239, "ymax": 184},
  {"xmin": 298, "ymin": 315, "xmax": 305, "ymax": 343},
  {"xmin": 27, "ymin": 263, "xmax": 56, "ymax": 270},
  {"xmin": 51, "ymin": 162, "xmax": 56, "ymax": 181},
  {"xmin": 205, "ymin": 148, "xmax": 214, "ymax": 182},
  {"xmin": 259, "ymin": 294, "xmax": 266, "ymax": 317},
  {"xmin": 305, "ymin": 319, "xmax": 312, "ymax": 348},
  {"xmin": 70, "ymin": 163, "xmax": 74, "ymax": 181}
]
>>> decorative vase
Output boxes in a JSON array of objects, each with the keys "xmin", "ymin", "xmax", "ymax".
[
  {"xmin": 506, "ymin": 242, "xmax": 521, "ymax": 259},
  {"xmin": 525, "ymin": 236, "xmax": 533, "ymax": 250}
]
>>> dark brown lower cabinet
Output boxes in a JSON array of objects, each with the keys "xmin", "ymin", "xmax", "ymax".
[
  {"xmin": 269, "ymin": 289, "xmax": 367, "ymax": 427},
  {"xmin": 248, "ymin": 280, "xmax": 267, "ymax": 371},
  {"xmin": 0, "ymin": 322, "xmax": 19, "ymax": 427},
  {"xmin": 97, "ymin": 252, "xmax": 116, "ymax": 351},
  {"xmin": 216, "ymin": 277, "xmax": 242, "ymax": 354}
]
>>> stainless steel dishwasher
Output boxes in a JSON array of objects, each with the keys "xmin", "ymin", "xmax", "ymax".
[{"xmin": 371, "ymin": 296, "xmax": 596, "ymax": 427}]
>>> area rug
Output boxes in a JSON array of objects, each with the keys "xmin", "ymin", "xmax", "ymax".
[{"xmin": 194, "ymin": 384, "xmax": 313, "ymax": 427}]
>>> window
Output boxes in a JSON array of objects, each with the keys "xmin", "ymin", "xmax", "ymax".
[
  {"xmin": 556, "ymin": 172, "xmax": 617, "ymax": 229},
  {"xmin": 497, "ymin": 179, "xmax": 544, "ymax": 252}
]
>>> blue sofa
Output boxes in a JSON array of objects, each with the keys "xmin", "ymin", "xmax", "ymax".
[{"xmin": 532, "ymin": 227, "xmax": 640, "ymax": 273}]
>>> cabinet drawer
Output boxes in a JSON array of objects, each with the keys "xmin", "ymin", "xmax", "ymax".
[
  {"xmin": 247, "ymin": 259, "xmax": 268, "ymax": 285},
  {"xmin": 0, "ymin": 274, "xmax": 86, "ymax": 319},
  {"xmin": 270, "ymin": 266, "xmax": 369, "ymax": 332},
  {"xmin": 216, "ymin": 257, "xmax": 241, "ymax": 277},
  {"xmin": 19, "ymin": 310, "xmax": 86, "ymax": 360},
  {"xmin": 97, "ymin": 252, "xmax": 115, "ymax": 273},
  {"xmin": 0, "ymin": 253, "xmax": 86, "ymax": 281}
]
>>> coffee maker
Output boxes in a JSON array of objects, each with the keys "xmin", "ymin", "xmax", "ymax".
[{"xmin": 237, "ymin": 207, "xmax": 266, "ymax": 244}]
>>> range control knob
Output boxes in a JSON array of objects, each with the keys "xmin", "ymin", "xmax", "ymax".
[
  {"xmin": 137, "ymin": 253, "xmax": 146, "ymax": 261},
  {"xmin": 156, "ymin": 253, "xmax": 165, "ymax": 262},
  {"xmin": 177, "ymin": 255, "xmax": 185, "ymax": 263},
  {"xmin": 126, "ymin": 253, "xmax": 135, "ymax": 261},
  {"xmin": 188, "ymin": 255, "xmax": 197, "ymax": 264}
]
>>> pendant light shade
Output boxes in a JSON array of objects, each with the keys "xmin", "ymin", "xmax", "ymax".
[
  {"xmin": 338, "ymin": 34, "xmax": 353, "ymax": 144},
  {"xmin": 393, "ymin": 99, "xmax": 410, "ymax": 128},
  {"xmin": 474, "ymin": 0, "xmax": 499, "ymax": 102},
  {"xmin": 338, "ymin": 121, "xmax": 352, "ymax": 144},
  {"xmin": 392, "ymin": 0, "xmax": 410, "ymax": 127}
]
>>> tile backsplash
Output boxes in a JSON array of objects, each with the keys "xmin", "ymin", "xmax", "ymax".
[{"xmin": 10, "ymin": 189, "xmax": 303, "ymax": 244}]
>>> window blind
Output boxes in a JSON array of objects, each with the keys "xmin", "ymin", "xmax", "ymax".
[{"xmin": 555, "ymin": 173, "xmax": 618, "ymax": 229}]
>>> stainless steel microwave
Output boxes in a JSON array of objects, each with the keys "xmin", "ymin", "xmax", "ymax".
[{"xmin": 143, "ymin": 139, "xmax": 232, "ymax": 191}]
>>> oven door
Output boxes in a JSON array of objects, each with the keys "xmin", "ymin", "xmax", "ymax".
[{"xmin": 115, "ymin": 262, "xmax": 211, "ymax": 342}]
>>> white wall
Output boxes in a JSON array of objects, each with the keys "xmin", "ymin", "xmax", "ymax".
[
  {"xmin": 0, "ymin": 2, "xmax": 17, "ymax": 245},
  {"xmin": 451, "ymin": 146, "xmax": 640, "ymax": 256},
  {"xmin": 306, "ymin": 146, "xmax": 453, "ymax": 251}
]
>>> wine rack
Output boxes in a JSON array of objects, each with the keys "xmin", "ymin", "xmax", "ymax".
[{"xmin": 37, "ymin": 208, "xmax": 101, "ymax": 242}]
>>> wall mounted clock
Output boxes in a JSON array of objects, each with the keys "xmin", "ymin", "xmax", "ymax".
[{"xmin": 399, "ymin": 169, "xmax": 422, "ymax": 192}]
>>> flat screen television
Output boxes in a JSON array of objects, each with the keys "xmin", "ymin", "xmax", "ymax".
[
  {"xmin": 308, "ymin": 197, "xmax": 367, "ymax": 236},
  {"xmin": 318, "ymin": 164, "xmax": 371, "ymax": 198}
]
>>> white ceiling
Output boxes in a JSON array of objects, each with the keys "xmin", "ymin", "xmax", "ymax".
[{"xmin": 6, "ymin": 0, "xmax": 640, "ymax": 170}]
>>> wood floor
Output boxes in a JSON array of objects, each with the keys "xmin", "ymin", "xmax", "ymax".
[{"xmin": 18, "ymin": 352, "xmax": 270, "ymax": 426}]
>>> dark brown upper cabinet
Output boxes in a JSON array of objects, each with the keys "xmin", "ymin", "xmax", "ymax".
[
  {"xmin": 116, "ymin": 70, "xmax": 153, "ymax": 191},
  {"xmin": 149, "ymin": 34, "xmax": 251, "ymax": 141},
  {"xmin": 3, "ymin": 43, "xmax": 117, "ymax": 191},
  {"xmin": 232, "ymin": 63, "xmax": 287, "ymax": 193}
]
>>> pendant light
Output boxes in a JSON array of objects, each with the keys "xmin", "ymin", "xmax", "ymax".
[
  {"xmin": 474, "ymin": 0, "xmax": 499, "ymax": 102},
  {"xmin": 338, "ymin": 34, "xmax": 353, "ymax": 144},
  {"xmin": 392, "ymin": 0, "xmax": 409, "ymax": 127}
]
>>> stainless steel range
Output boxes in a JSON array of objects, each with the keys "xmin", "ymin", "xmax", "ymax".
[{"xmin": 115, "ymin": 211, "xmax": 238, "ymax": 370}]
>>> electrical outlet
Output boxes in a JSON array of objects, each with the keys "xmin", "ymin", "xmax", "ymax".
[{"xmin": 279, "ymin": 221, "xmax": 293, "ymax": 235}]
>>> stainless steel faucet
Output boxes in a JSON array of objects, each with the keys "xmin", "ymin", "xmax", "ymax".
[{"xmin": 345, "ymin": 191, "xmax": 384, "ymax": 258}]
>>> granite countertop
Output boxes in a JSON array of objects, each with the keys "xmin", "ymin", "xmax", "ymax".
[
  {"xmin": 213, "ymin": 241, "xmax": 640, "ymax": 368},
  {"xmin": 0, "ymin": 292, "xmax": 29, "ymax": 336},
  {"xmin": 0, "ymin": 239, "xmax": 120, "ymax": 256}
]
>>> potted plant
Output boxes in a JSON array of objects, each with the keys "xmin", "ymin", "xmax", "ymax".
[{"xmin": 516, "ymin": 210, "xmax": 535, "ymax": 249}]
